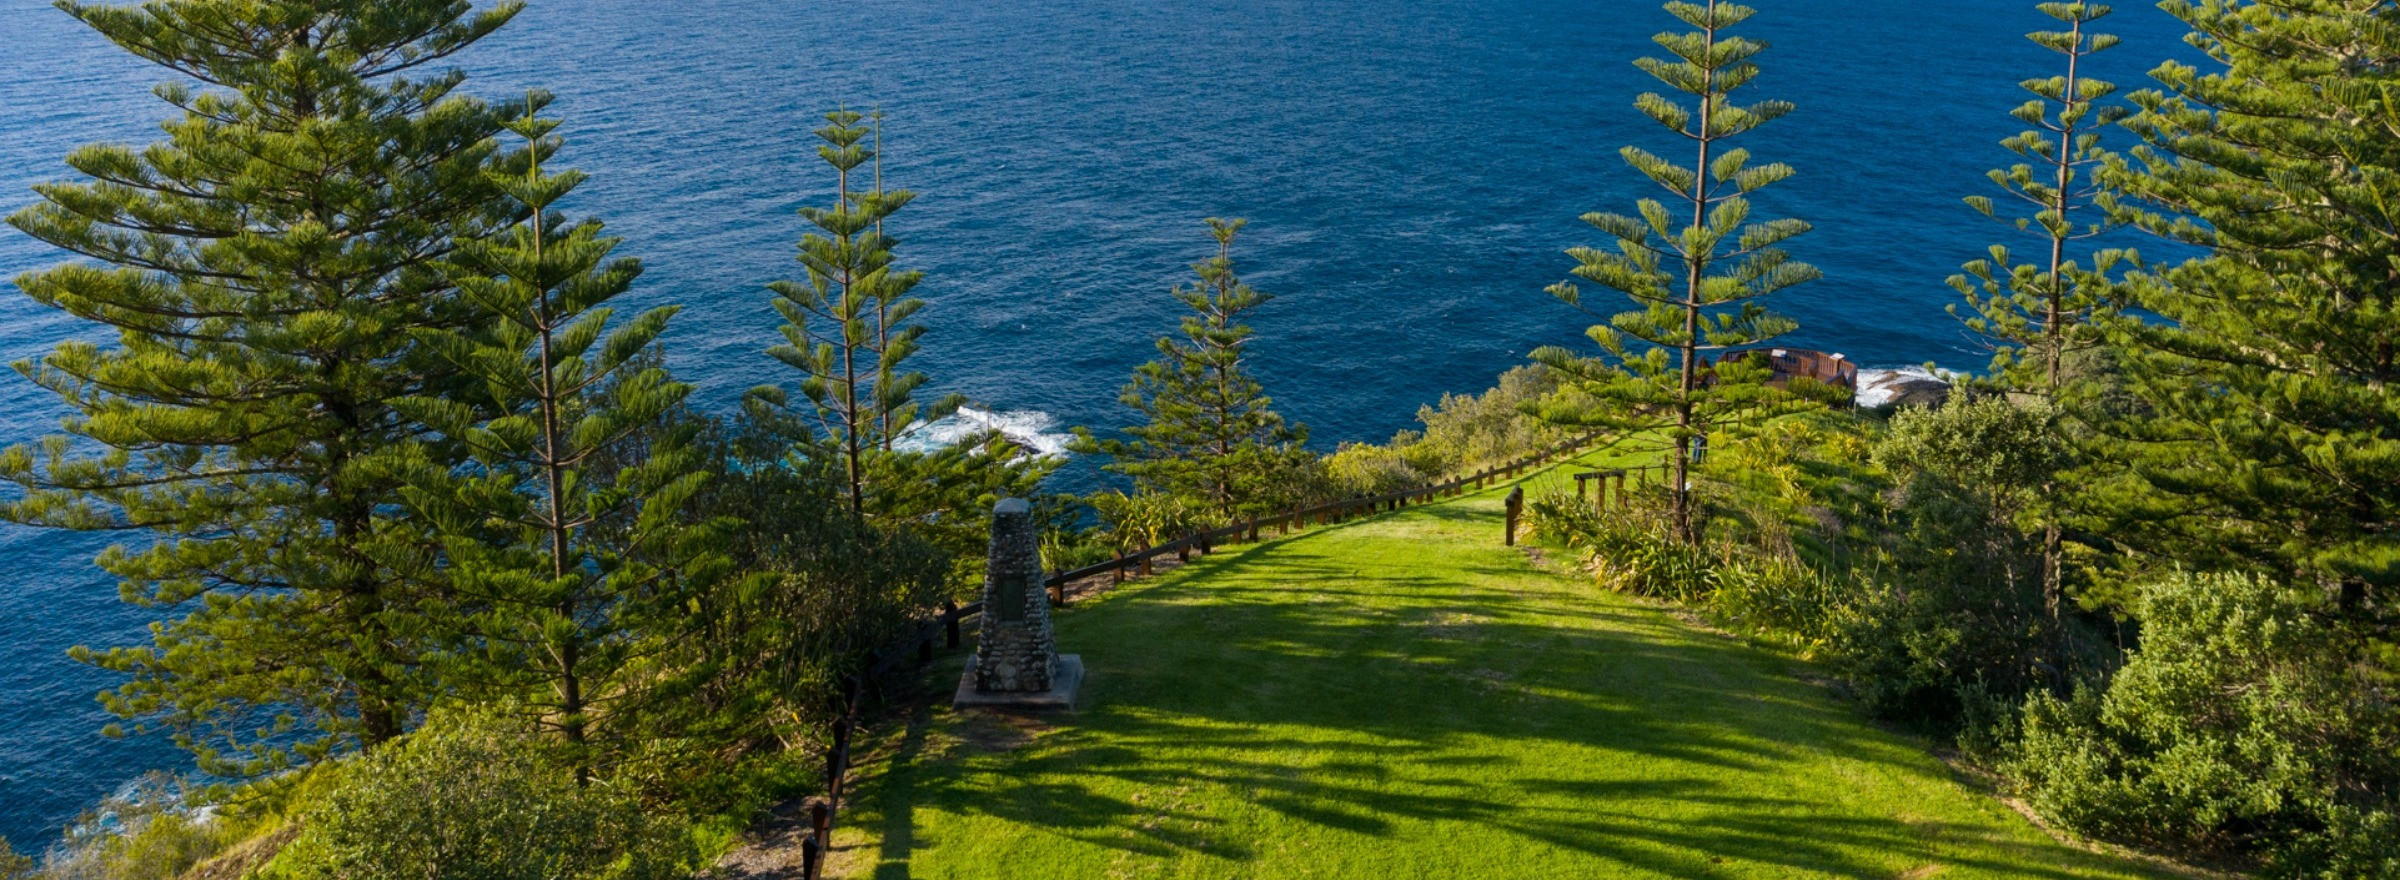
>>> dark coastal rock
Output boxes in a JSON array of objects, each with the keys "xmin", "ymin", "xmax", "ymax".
[{"xmin": 1856, "ymin": 368, "xmax": 1953, "ymax": 410}]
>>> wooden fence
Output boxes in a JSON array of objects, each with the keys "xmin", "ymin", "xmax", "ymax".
[{"xmin": 790, "ymin": 433, "xmax": 1602, "ymax": 877}]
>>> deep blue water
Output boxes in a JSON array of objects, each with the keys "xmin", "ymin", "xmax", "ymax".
[{"xmin": 0, "ymin": 0, "xmax": 2195, "ymax": 851}]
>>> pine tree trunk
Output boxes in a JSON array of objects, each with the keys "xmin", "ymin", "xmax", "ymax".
[{"xmin": 1672, "ymin": 3, "xmax": 1720, "ymax": 549}]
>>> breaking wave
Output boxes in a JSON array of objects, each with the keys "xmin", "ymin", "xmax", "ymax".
[
  {"xmin": 894, "ymin": 405, "xmax": 1075, "ymax": 458},
  {"xmin": 1854, "ymin": 365, "xmax": 1958, "ymax": 409}
]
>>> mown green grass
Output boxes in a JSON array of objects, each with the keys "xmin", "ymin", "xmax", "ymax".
[{"xmin": 836, "ymin": 461, "xmax": 2161, "ymax": 880}]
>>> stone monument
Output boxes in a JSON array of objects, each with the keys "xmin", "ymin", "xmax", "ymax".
[{"xmin": 954, "ymin": 498, "xmax": 1083, "ymax": 710}]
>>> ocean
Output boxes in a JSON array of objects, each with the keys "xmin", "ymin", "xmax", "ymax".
[{"xmin": 0, "ymin": 0, "xmax": 2194, "ymax": 851}]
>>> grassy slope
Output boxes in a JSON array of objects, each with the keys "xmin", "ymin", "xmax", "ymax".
[{"xmin": 838, "ymin": 459, "xmax": 2160, "ymax": 880}]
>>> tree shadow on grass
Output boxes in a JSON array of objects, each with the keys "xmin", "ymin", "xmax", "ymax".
[{"xmin": 852, "ymin": 506, "xmax": 2154, "ymax": 880}]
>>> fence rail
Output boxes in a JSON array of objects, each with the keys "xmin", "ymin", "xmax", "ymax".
[{"xmin": 791, "ymin": 432, "xmax": 1602, "ymax": 878}]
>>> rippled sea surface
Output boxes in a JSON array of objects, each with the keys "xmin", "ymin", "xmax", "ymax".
[{"xmin": 0, "ymin": 0, "xmax": 2193, "ymax": 849}]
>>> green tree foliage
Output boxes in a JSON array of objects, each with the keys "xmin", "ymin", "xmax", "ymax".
[
  {"xmin": 2009, "ymin": 572, "xmax": 2400, "ymax": 875},
  {"xmin": 1323, "ymin": 442, "xmax": 1421, "ymax": 497},
  {"xmin": 1951, "ymin": 1, "xmax": 2132, "ymax": 618},
  {"xmin": 0, "ymin": 0, "xmax": 524, "ymax": 777},
  {"xmin": 2097, "ymin": 0, "xmax": 2400, "ymax": 608},
  {"xmin": 1838, "ymin": 397, "xmax": 2076, "ymax": 733},
  {"xmin": 759, "ymin": 110, "xmax": 1049, "ymax": 569},
  {"xmin": 1087, "ymin": 488, "xmax": 1206, "ymax": 556},
  {"xmin": 268, "ymin": 706, "xmax": 696, "ymax": 880},
  {"xmin": 30, "ymin": 773, "xmax": 256, "ymax": 880},
  {"xmin": 764, "ymin": 109, "xmax": 956, "ymax": 517},
  {"xmin": 395, "ymin": 100, "xmax": 723, "ymax": 777},
  {"xmin": 1532, "ymin": 0, "xmax": 1836, "ymax": 545},
  {"xmin": 1391, "ymin": 364, "xmax": 1570, "ymax": 477},
  {"xmin": 1953, "ymin": 2, "xmax": 2131, "ymax": 400},
  {"xmin": 1076, "ymin": 218, "xmax": 1311, "ymax": 522},
  {"xmin": 623, "ymin": 403, "xmax": 949, "ymax": 799}
]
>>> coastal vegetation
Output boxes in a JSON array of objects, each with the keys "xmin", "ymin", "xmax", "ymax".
[
  {"xmin": 1528, "ymin": 0, "xmax": 1837, "ymax": 546},
  {"xmin": 0, "ymin": 0, "xmax": 2393, "ymax": 878}
]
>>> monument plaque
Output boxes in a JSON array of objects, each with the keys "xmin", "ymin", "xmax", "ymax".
[{"xmin": 955, "ymin": 498, "xmax": 1084, "ymax": 710}]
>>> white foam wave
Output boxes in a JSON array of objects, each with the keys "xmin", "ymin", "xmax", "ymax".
[
  {"xmin": 894, "ymin": 405, "xmax": 1074, "ymax": 458},
  {"xmin": 1854, "ymin": 365, "xmax": 1958, "ymax": 409}
]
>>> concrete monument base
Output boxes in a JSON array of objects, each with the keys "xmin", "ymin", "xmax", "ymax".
[{"xmin": 954, "ymin": 654, "xmax": 1084, "ymax": 711}]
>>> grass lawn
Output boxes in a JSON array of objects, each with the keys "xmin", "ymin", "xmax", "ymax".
[{"xmin": 833, "ymin": 457, "xmax": 2164, "ymax": 879}]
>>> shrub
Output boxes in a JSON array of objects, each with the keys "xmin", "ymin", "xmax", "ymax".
[
  {"xmin": 1822, "ymin": 576, "xmax": 2058, "ymax": 735},
  {"xmin": 1528, "ymin": 493, "xmax": 1829, "ymax": 621},
  {"xmin": 2005, "ymin": 572, "xmax": 2400, "ymax": 876},
  {"xmin": 1396, "ymin": 364, "xmax": 1568, "ymax": 477},
  {"xmin": 1705, "ymin": 553, "xmax": 1846, "ymax": 653},
  {"xmin": 35, "ymin": 773, "xmax": 254, "ymax": 880},
  {"xmin": 1323, "ymin": 442, "xmax": 1421, "ymax": 497},
  {"xmin": 1527, "ymin": 494, "xmax": 1707, "ymax": 600},
  {"xmin": 1089, "ymin": 489, "xmax": 1208, "ymax": 554},
  {"xmin": 266, "ymin": 707, "xmax": 696, "ymax": 880},
  {"xmin": 1, "ymin": 840, "xmax": 32, "ymax": 880},
  {"xmin": 1805, "ymin": 396, "xmax": 2096, "ymax": 736}
]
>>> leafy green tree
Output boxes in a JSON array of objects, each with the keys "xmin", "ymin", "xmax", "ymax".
[
  {"xmin": 272, "ymin": 705, "xmax": 697, "ymax": 880},
  {"xmin": 1391, "ymin": 364, "xmax": 1570, "ymax": 478},
  {"xmin": 1839, "ymin": 397, "xmax": 2076, "ymax": 732},
  {"xmin": 2008, "ymin": 572, "xmax": 2400, "ymax": 874},
  {"xmin": 0, "ymin": 0, "xmax": 523, "ymax": 778},
  {"xmin": 396, "ymin": 99, "xmax": 722, "ymax": 778},
  {"xmin": 1951, "ymin": 1, "xmax": 2131, "ymax": 617},
  {"xmin": 1075, "ymin": 218, "xmax": 1311, "ymax": 522},
  {"xmin": 2097, "ymin": 0, "xmax": 2400, "ymax": 612},
  {"xmin": 1531, "ymin": 0, "xmax": 1836, "ymax": 545},
  {"xmin": 623, "ymin": 401, "xmax": 949, "ymax": 796}
]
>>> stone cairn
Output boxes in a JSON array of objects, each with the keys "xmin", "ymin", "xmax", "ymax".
[{"xmin": 957, "ymin": 497, "xmax": 1082, "ymax": 709}]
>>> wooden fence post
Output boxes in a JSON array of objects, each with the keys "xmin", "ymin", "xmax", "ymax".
[
  {"xmin": 943, "ymin": 600, "xmax": 961, "ymax": 648},
  {"xmin": 810, "ymin": 801, "xmax": 832, "ymax": 849},
  {"xmin": 801, "ymin": 837, "xmax": 823, "ymax": 880},
  {"xmin": 1248, "ymin": 519, "xmax": 1261, "ymax": 542},
  {"xmin": 1504, "ymin": 487, "xmax": 1525, "ymax": 547},
  {"xmin": 826, "ymin": 751, "xmax": 845, "ymax": 800}
]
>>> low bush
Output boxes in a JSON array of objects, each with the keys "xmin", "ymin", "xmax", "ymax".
[
  {"xmin": 33, "ymin": 773, "xmax": 256, "ymax": 880},
  {"xmin": 2005, "ymin": 571, "xmax": 2400, "ymax": 877},
  {"xmin": 265, "ymin": 707, "xmax": 698, "ymax": 880},
  {"xmin": 1529, "ymin": 492, "xmax": 1843, "ymax": 653},
  {"xmin": 1089, "ymin": 489, "xmax": 1209, "ymax": 554},
  {"xmin": 1323, "ymin": 442, "xmax": 1421, "ymax": 497},
  {"xmin": 1400, "ymin": 364, "xmax": 1569, "ymax": 476}
]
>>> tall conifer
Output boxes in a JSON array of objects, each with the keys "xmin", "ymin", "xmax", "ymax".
[
  {"xmin": 1531, "ymin": 0, "xmax": 1833, "ymax": 544},
  {"xmin": 764, "ymin": 109, "xmax": 959, "ymax": 519},
  {"xmin": 1951, "ymin": 2, "xmax": 2130, "ymax": 617},
  {"xmin": 1076, "ymin": 218, "xmax": 1308, "ymax": 522},
  {"xmin": 759, "ymin": 110, "xmax": 1050, "ymax": 575},
  {"xmin": 1, "ymin": 0, "xmax": 522, "ymax": 777},
  {"xmin": 2100, "ymin": 0, "xmax": 2400, "ymax": 613},
  {"xmin": 396, "ymin": 99, "xmax": 721, "ymax": 779}
]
